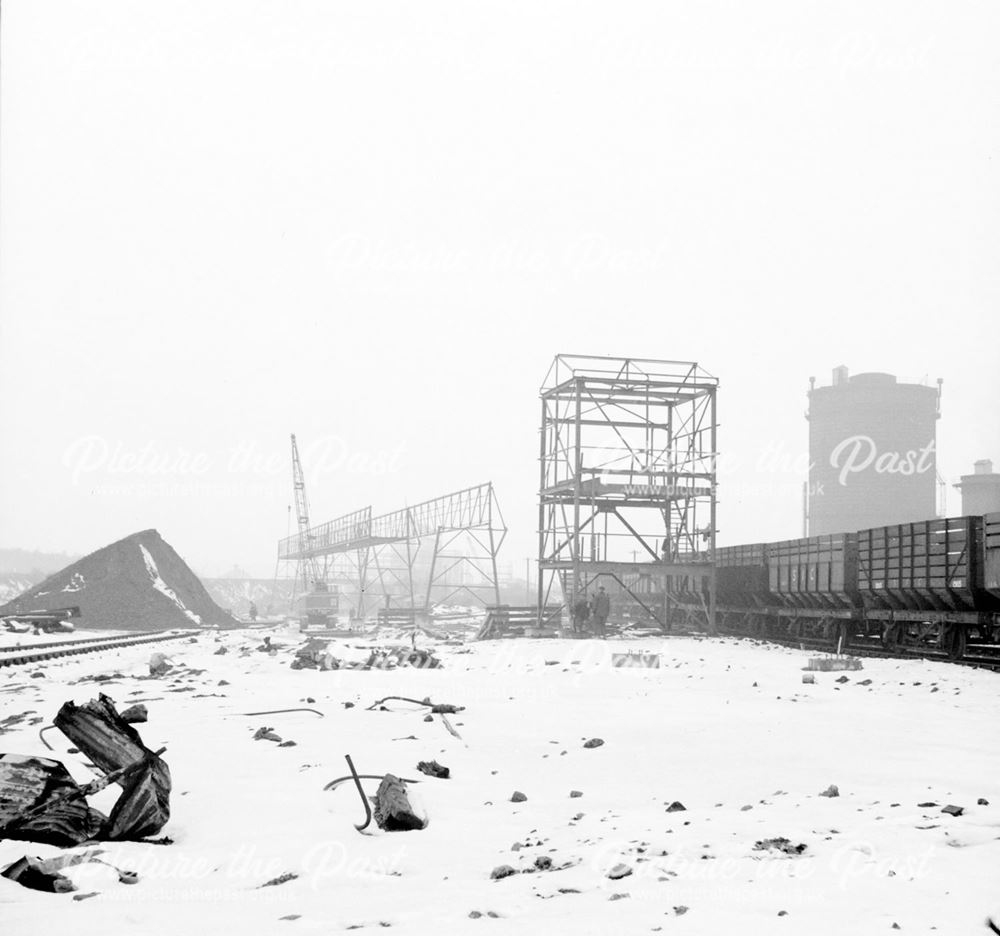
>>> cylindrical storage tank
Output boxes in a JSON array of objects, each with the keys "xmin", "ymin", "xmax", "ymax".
[
  {"xmin": 807, "ymin": 368, "xmax": 939, "ymax": 535},
  {"xmin": 954, "ymin": 460, "xmax": 1000, "ymax": 515}
]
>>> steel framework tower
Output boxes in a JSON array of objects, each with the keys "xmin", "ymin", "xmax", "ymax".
[{"xmin": 537, "ymin": 355, "xmax": 719, "ymax": 632}]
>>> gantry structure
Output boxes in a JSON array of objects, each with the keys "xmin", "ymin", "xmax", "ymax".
[
  {"xmin": 537, "ymin": 355, "xmax": 719, "ymax": 632},
  {"xmin": 277, "ymin": 483, "xmax": 507, "ymax": 618}
]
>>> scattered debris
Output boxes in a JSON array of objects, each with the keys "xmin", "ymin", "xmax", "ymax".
[
  {"xmin": 1, "ymin": 850, "xmax": 138, "ymax": 893},
  {"xmin": 977, "ymin": 798, "xmax": 989, "ymax": 806},
  {"xmin": 534, "ymin": 855, "xmax": 552, "ymax": 871},
  {"xmin": 666, "ymin": 801, "xmax": 686, "ymax": 812},
  {"xmin": 120, "ymin": 704, "xmax": 148, "ymax": 724},
  {"xmin": 291, "ymin": 638, "xmax": 340, "ymax": 671},
  {"xmin": 416, "ymin": 760, "xmax": 450, "ymax": 779},
  {"xmin": 510, "ymin": 791, "xmax": 527, "ymax": 803},
  {"xmin": 754, "ymin": 838, "xmax": 807, "ymax": 856},
  {"xmin": 606, "ymin": 863, "xmax": 633, "ymax": 880},
  {"xmin": 941, "ymin": 805, "xmax": 964, "ymax": 817},
  {"xmin": 367, "ymin": 696, "xmax": 463, "ymax": 713},
  {"xmin": 439, "ymin": 713, "xmax": 464, "ymax": 742},
  {"xmin": 491, "ymin": 865, "xmax": 516, "ymax": 880},
  {"xmin": 570, "ymin": 790, "xmax": 583, "ymax": 798},
  {"xmin": 583, "ymin": 738, "xmax": 604, "ymax": 749},
  {"xmin": 372, "ymin": 774, "xmax": 426, "ymax": 831},
  {"xmin": 801, "ymin": 674, "xmax": 815, "ymax": 684},
  {"xmin": 241, "ymin": 708, "xmax": 323, "ymax": 718},
  {"xmin": 148, "ymin": 653, "xmax": 172, "ymax": 677},
  {"xmin": 2, "ymin": 855, "xmax": 78, "ymax": 893},
  {"xmin": 253, "ymin": 728, "xmax": 284, "ymax": 743},
  {"xmin": 261, "ymin": 872, "xmax": 299, "ymax": 887},
  {"xmin": 819, "ymin": 785, "xmax": 840, "ymax": 798}
]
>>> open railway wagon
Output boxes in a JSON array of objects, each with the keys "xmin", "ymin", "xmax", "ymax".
[
  {"xmin": 712, "ymin": 513, "xmax": 1000, "ymax": 661},
  {"xmin": 715, "ymin": 534, "xmax": 860, "ymax": 647},
  {"xmin": 856, "ymin": 514, "xmax": 1000, "ymax": 658}
]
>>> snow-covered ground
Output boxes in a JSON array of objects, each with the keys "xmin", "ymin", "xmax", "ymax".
[{"xmin": 1, "ymin": 630, "xmax": 998, "ymax": 935}]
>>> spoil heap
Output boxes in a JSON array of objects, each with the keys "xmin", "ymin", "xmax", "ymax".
[{"xmin": 0, "ymin": 530, "xmax": 234, "ymax": 631}]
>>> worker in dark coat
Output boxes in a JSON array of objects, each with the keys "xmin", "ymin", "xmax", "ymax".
[
  {"xmin": 572, "ymin": 596, "xmax": 590, "ymax": 634},
  {"xmin": 591, "ymin": 586, "xmax": 610, "ymax": 638}
]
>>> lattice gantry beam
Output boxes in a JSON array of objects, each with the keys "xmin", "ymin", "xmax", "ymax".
[
  {"xmin": 278, "ymin": 506, "xmax": 373, "ymax": 560},
  {"xmin": 278, "ymin": 483, "xmax": 508, "ymax": 616},
  {"xmin": 537, "ymin": 354, "xmax": 719, "ymax": 632}
]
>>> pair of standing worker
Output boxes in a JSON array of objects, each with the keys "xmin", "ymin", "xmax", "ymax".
[{"xmin": 572, "ymin": 586, "xmax": 610, "ymax": 637}]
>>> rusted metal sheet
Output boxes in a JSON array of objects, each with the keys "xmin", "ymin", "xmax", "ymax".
[
  {"xmin": 0, "ymin": 754, "xmax": 104, "ymax": 847},
  {"xmin": 54, "ymin": 694, "xmax": 170, "ymax": 840}
]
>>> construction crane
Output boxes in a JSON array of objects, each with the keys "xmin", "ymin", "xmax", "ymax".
[
  {"xmin": 288, "ymin": 434, "xmax": 338, "ymax": 628},
  {"xmin": 290, "ymin": 433, "xmax": 320, "ymax": 592}
]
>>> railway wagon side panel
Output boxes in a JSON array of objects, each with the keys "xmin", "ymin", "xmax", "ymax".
[
  {"xmin": 767, "ymin": 534, "xmax": 856, "ymax": 609},
  {"xmin": 983, "ymin": 512, "xmax": 1000, "ymax": 604},
  {"xmin": 716, "ymin": 543, "xmax": 770, "ymax": 606},
  {"xmin": 857, "ymin": 516, "xmax": 980, "ymax": 612}
]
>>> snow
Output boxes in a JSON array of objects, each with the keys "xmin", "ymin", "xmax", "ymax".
[
  {"xmin": 1, "ymin": 632, "xmax": 998, "ymax": 935},
  {"xmin": 139, "ymin": 543, "xmax": 202, "ymax": 625},
  {"xmin": 61, "ymin": 573, "xmax": 86, "ymax": 594}
]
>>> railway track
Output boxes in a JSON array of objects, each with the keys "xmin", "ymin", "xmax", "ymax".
[
  {"xmin": 0, "ymin": 630, "xmax": 196, "ymax": 669},
  {"xmin": 726, "ymin": 630, "xmax": 1000, "ymax": 672}
]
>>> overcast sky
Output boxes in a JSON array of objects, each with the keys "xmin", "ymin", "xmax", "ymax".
[{"xmin": 1, "ymin": 1, "xmax": 998, "ymax": 577}]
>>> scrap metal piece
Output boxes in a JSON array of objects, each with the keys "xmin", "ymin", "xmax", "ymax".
[
  {"xmin": 1, "ymin": 854, "xmax": 78, "ymax": 893},
  {"xmin": 54, "ymin": 694, "xmax": 170, "ymax": 841},
  {"xmin": 240, "ymin": 708, "xmax": 324, "ymax": 718},
  {"xmin": 344, "ymin": 754, "xmax": 372, "ymax": 832},
  {"xmin": 0, "ymin": 754, "xmax": 105, "ymax": 847}
]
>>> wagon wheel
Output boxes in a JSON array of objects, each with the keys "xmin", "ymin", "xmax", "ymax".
[{"xmin": 942, "ymin": 624, "xmax": 967, "ymax": 661}]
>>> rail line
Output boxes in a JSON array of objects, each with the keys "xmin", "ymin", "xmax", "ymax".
[
  {"xmin": 726, "ymin": 631, "xmax": 1000, "ymax": 673},
  {"xmin": 0, "ymin": 631, "xmax": 195, "ymax": 669}
]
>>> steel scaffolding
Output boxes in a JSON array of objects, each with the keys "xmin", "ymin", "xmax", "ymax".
[
  {"xmin": 278, "ymin": 483, "xmax": 507, "ymax": 616},
  {"xmin": 537, "ymin": 355, "xmax": 719, "ymax": 632},
  {"xmin": 423, "ymin": 484, "xmax": 507, "ymax": 608}
]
